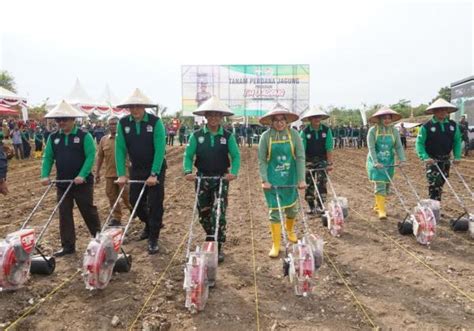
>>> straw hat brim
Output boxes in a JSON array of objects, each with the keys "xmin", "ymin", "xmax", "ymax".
[
  {"xmin": 192, "ymin": 110, "xmax": 234, "ymax": 116},
  {"xmin": 301, "ymin": 114, "xmax": 330, "ymax": 121},
  {"xmin": 425, "ymin": 107, "xmax": 457, "ymax": 115},
  {"xmin": 259, "ymin": 111, "xmax": 299, "ymax": 125},
  {"xmin": 116, "ymin": 103, "xmax": 157, "ymax": 109}
]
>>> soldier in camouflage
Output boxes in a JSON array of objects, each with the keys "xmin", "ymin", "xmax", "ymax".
[
  {"xmin": 416, "ymin": 98, "xmax": 462, "ymax": 201},
  {"xmin": 183, "ymin": 96, "xmax": 240, "ymax": 263},
  {"xmin": 299, "ymin": 107, "xmax": 334, "ymax": 214}
]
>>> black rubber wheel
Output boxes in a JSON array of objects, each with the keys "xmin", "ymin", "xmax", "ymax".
[
  {"xmin": 398, "ymin": 221, "xmax": 413, "ymax": 235},
  {"xmin": 450, "ymin": 219, "xmax": 469, "ymax": 232},
  {"xmin": 30, "ymin": 255, "xmax": 56, "ymax": 275},
  {"xmin": 342, "ymin": 207, "xmax": 349, "ymax": 218},
  {"xmin": 113, "ymin": 254, "xmax": 132, "ymax": 273},
  {"xmin": 322, "ymin": 215, "xmax": 328, "ymax": 227}
]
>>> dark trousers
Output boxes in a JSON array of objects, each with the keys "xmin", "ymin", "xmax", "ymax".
[
  {"xmin": 401, "ymin": 137, "xmax": 407, "ymax": 149},
  {"xmin": 129, "ymin": 166, "xmax": 166, "ymax": 241},
  {"xmin": 57, "ymin": 181, "xmax": 101, "ymax": 249}
]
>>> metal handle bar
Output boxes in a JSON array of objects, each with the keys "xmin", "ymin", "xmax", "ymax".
[
  {"xmin": 120, "ymin": 181, "xmax": 147, "ymax": 246},
  {"xmin": 21, "ymin": 183, "xmax": 55, "ymax": 230},
  {"xmin": 36, "ymin": 181, "xmax": 75, "ymax": 245},
  {"xmin": 185, "ymin": 177, "xmax": 202, "ymax": 259},
  {"xmin": 433, "ymin": 163, "xmax": 470, "ymax": 213},
  {"xmin": 382, "ymin": 168, "xmax": 412, "ymax": 215}
]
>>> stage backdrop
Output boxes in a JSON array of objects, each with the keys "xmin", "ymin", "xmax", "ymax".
[{"xmin": 182, "ymin": 64, "xmax": 309, "ymax": 118}]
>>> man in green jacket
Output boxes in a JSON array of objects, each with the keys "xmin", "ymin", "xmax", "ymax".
[
  {"xmin": 416, "ymin": 98, "xmax": 462, "ymax": 201},
  {"xmin": 299, "ymin": 107, "xmax": 333, "ymax": 215},
  {"xmin": 183, "ymin": 96, "xmax": 240, "ymax": 263},
  {"xmin": 115, "ymin": 88, "xmax": 166, "ymax": 254},
  {"xmin": 40, "ymin": 101, "xmax": 101, "ymax": 256}
]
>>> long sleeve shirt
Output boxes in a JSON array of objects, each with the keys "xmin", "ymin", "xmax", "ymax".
[
  {"xmin": 183, "ymin": 126, "xmax": 241, "ymax": 176},
  {"xmin": 115, "ymin": 113, "xmax": 166, "ymax": 177},
  {"xmin": 415, "ymin": 117, "xmax": 462, "ymax": 161},
  {"xmin": 41, "ymin": 126, "xmax": 96, "ymax": 179},
  {"xmin": 299, "ymin": 124, "xmax": 334, "ymax": 152},
  {"xmin": 258, "ymin": 128, "xmax": 305, "ymax": 183}
]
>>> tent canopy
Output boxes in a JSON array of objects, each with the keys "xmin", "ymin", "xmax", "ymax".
[{"xmin": 0, "ymin": 105, "xmax": 20, "ymax": 115}]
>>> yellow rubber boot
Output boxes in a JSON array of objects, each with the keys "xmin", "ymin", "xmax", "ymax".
[
  {"xmin": 373, "ymin": 196, "xmax": 379, "ymax": 213},
  {"xmin": 268, "ymin": 223, "xmax": 281, "ymax": 258},
  {"xmin": 375, "ymin": 195, "xmax": 387, "ymax": 219},
  {"xmin": 285, "ymin": 218, "xmax": 298, "ymax": 243}
]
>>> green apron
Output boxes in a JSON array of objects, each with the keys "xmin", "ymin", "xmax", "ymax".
[
  {"xmin": 264, "ymin": 129, "xmax": 298, "ymax": 210},
  {"xmin": 367, "ymin": 125, "xmax": 395, "ymax": 183}
]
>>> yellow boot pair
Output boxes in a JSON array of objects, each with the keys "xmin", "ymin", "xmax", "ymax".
[
  {"xmin": 375, "ymin": 194, "xmax": 387, "ymax": 219},
  {"xmin": 34, "ymin": 151, "xmax": 42, "ymax": 159},
  {"xmin": 268, "ymin": 218, "xmax": 298, "ymax": 258}
]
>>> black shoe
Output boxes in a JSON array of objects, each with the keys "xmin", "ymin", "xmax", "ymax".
[
  {"xmin": 218, "ymin": 244, "xmax": 224, "ymax": 263},
  {"xmin": 54, "ymin": 247, "xmax": 75, "ymax": 257},
  {"xmin": 108, "ymin": 219, "xmax": 121, "ymax": 227},
  {"xmin": 148, "ymin": 240, "xmax": 159, "ymax": 255}
]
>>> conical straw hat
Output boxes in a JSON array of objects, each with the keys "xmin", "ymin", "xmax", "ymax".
[
  {"xmin": 44, "ymin": 100, "xmax": 87, "ymax": 119},
  {"xmin": 425, "ymin": 98, "xmax": 457, "ymax": 114},
  {"xmin": 259, "ymin": 103, "xmax": 299, "ymax": 125},
  {"xmin": 192, "ymin": 96, "xmax": 234, "ymax": 116},
  {"xmin": 369, "ymin": 106, "xmax": 402, "ymax": 124},
  {"xmin": 116, "ymin": 88, "xmax": 156, "ymax": 108},
  {"xmin": 300, "ymin": 106, "xmax": 330, "ymax": 121}
]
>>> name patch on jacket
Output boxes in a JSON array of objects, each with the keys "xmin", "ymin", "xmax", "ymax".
[
  {"xmin": 220, "ymin": 137, "xmax": 227, "ymax": 145},
  {"xmin": 146, "ymin": 125, "xmax": 153, "ymax": 133},
  {"xmin": 73, "ymin": 137, "xmax": 80, "ymax": 144}
]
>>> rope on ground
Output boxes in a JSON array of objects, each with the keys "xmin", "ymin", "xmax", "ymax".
[
  {"xmin": 128, "ymin": 233, "xmax": 188, "ymax": 330},
  {"xmin": 324, "ymin": 252, "xmax": 378, "ymax": 329},
  {"xmin": 244, "ymin": 151, "xmax": 261, "ymax": 331},
  {"xmin": 350, "ymin": 207, "xmax": 474, "ymax": 303},
  {"xmin": 5, "ymin": 269, "xmax": 81, "ymax": 330}
]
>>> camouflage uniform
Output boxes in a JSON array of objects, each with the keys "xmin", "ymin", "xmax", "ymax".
[
  {"xmin": 196, "ymin": 178, "xmax": 229, "ymax": 243},
  {"xmin": 426, "ymin": 158, "xmax": 450, "ymax": 201},
  {"xmin": 305, "ymin": 157, "xmax": 328, "ymax": 209}
]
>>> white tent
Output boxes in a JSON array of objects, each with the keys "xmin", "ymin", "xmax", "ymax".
[
  {"xmin": 0, "ymin": 87, "xmax": 28, "ymax": 120},
  {"xmin": 96, "ymin": 84, "xmax": 129, "ymax": 118}
]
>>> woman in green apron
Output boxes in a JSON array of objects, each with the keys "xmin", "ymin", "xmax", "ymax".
[
  {"xmin": 258, "ymin": 104, "xmax": 306, "ymax": 258},
  {"xmin": 366, "ymin": 107, "xmax": 406, "ymax": 219}
]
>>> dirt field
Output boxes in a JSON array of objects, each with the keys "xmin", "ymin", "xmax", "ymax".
[{"xmin": 0, "ymin": 143, "xmax": 473, "ymax": 330}]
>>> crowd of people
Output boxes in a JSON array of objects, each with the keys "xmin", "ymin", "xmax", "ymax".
[{"xmin": 0, "ymin": 93, "xmax": 470, "ymax": 262}]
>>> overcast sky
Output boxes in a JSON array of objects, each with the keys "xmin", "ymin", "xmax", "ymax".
[{"xmin": 1, "ymin": 0, "xmax": 473, "ymax": 112}]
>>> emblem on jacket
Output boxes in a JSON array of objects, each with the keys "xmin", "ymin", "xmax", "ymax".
[
  {"xmin": 431, "ymin": 127, "xmax": 436, "ymax": 132},
  {"xmin": 322, "ymin": 133, "xmax": 327, "ymax": 138},
  {"xmin": 124, "ymin": 127, "xmax": 131, "ymax": 134},
  {"xmin": 73, "ymin": 137, "xmax": 80, "ymax": 144},
  {"xmin": 449, "ymin": 125, "xmax": 454, "ymax": 131},
  {"xmin": 54, "ymin": 138, "xmax": 60, "ymax": 145},
  {"xmin": 306, "ymin": 134, "xmax": 311, "ymax": 139},
  {"xmin": 220, "ymin": 137, "xmax": 227, "ymax": 145},
  {"xmin": 198, "ymin": 136, "xmax": 205, "ymax": 144},
  {"xmin": 146, "ymin": 125, "xmax": 153, "ymax": 132}
]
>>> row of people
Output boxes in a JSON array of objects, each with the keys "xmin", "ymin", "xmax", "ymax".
[{"xmin": 1, "ymin": 92, "xmax": 465, "ymax": 265}]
